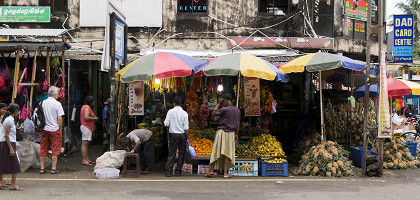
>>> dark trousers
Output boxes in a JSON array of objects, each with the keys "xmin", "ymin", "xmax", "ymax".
[
  {"xmin": 139, "ymin": 134, "xmax": 155, "ymax": 171},
  {"xmin": 165, "ymin": 133, "xmax": 187, "ymax": 174}
]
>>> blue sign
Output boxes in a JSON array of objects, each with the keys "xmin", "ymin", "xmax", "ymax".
[
  {"xmin": 115, "ymin": 20, "xmax": 124, "ymax": 61},
  {"xmin": 393, "ymin": 15, "xmax": 413, "ymax": 63}
]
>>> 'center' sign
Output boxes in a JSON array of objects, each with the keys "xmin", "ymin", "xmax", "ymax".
[{"xmin": 393, "ymin": 15, "xmax": 413, "ymax": 63}]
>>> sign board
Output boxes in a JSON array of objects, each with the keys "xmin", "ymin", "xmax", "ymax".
[
  {"xmin": 0, "ymin": 7, "xmax": 50, "ymax": 22},
  {"xmin": 344, "ymin": 0, "xmax": 375, "ymax": 21},
  {"xmin": 129, "ymin": 81, "xmax": 145, "ymax": 116},
  {"xmin": 227, "ymin": 37, "xmax": 334, "ymax": 49},
  {"xmin": 178, "ymin": 0, "xmax": 207, "ymax": 14},
  {"xmin": 207, "ymin": 92, "xmax": 218, "ymax": 110},
  {"xmin": 115, "ymin": 20, "xmax": 124, "ymax": 60},
  {"xmin": 378, "ymin": 48, "xmax": 391, "ymax": 138},
  {"xmin": 0, "ymin": 36, "xmax": 8, "ymax": 41},
  {"xmin": 244, "ymin": 77, "xmax": 260, "ymax": 116},
  {"xmin": 393, "ymin": 15, "xmax": 413, "ymax": 63}
]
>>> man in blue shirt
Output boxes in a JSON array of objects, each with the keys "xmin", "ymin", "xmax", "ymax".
[{"xmin": 102, "ymin": 98, "xmax": 111, "ymax": 151}]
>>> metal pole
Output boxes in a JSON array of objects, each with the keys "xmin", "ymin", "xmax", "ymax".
[
  {"xmin": 363, "ymin": 0, "xmax": 373, "ymax": 175},
  {"xmin": 109, "ymin": 13, "xmax": 117, "ymax": 151},
  {"xmin": 377, "ymin": 0, "xmax": 385, "ymax": 177},
  {"xmin": 319, "ymin": 71, "xmax": 325, "ymax": 142},
  {"xmin": 236, "ymin": 73, "xmax": 241, "ymax": 107}
]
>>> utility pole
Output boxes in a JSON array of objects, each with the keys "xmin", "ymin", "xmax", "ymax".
[{"xmin": 363, "ymin": 0, "xmax": 384, "ymax": 176}]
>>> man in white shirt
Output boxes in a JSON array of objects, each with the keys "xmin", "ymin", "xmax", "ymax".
[
  {"xmin": 39, "ymin": 86, "xmax": 65, "ymax": 174},
  {"xmin": 164, "ymin": 97, "xmax": 189, "ymax": 177}
]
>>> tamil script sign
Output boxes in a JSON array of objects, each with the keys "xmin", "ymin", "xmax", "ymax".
[
  {"xmin": 0, "ymin": 7, "xmax": 50, "ymax": 22},
  {"xmin": 227, "ymin": 37, "xmax": 334, "ymax": 49},
  {"xmin": 393, "ymin": 15, "xmax": 413, "ymax": 63}
]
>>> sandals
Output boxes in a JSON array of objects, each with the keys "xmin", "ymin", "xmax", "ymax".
[
  {"xmin": 223, "ymin": 175, "xmax": 232, "ymax": 179},
  {"xmin": 81, "ymin": 162, "xmax": 93, "ymax": 166},
  {"xmin": 40, "ymin": 169, "xmax": 46, "ymax": 174},
  {"xmin": 51, "ymin": 169, "xmax": 61, "ymax": 174},
  {"xmin": 9, "ymin": 186, "xmax": 24, "ymax": 191}
]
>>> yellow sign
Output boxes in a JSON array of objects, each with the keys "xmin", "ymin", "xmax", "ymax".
[{"xmin": 0, "ymin": 36, "xmax": 8, "ymax": 41}]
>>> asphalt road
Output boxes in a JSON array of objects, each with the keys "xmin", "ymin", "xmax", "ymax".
[{"xmin": 2, "ymin": 145, "xmax": 420, "ymax": 199}]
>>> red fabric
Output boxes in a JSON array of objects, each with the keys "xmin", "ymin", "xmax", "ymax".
[
  {"xmin": 80, "ymin": 105, "xmax": 95, "ymax": 132},
  {"xmin": 387, "ymin": 78, "xmax": 411, "ymax": 97},
  {"xmin": 153, "ymin": 52, "xmax": 194, "ymax": 79},
  {"xmin": 400, "ymin": 99, "xmax": 404, "ymax": 108},
  {"xmin": 40, "ymin": 130, "xmax": 62, "ymax": 157},
  {"xmin": 0, "ymin": 75, "xmax": 5, "ymax": 88}
]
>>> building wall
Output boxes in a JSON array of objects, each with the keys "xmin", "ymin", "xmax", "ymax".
[{"xmin": 2, "ymin": 0, "xmax": 381, "ymax": 56}]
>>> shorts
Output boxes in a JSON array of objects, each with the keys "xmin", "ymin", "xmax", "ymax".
[
  {"xmin": 40, "ymin": 130, "xmax": 62, "ymax": 157},
  {"xmin": 80, "ymin": 125, "xmax": 92, "ymax": 141}
]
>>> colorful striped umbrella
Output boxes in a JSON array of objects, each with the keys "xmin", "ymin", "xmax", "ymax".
[
  {"xmin": 279, "ymin": 52, "xmax": 365, "ymax": 74},
  {"xmin": 120, "ymin": 52, "xmax": 207, "ymax": 83},
  {"xmin": 353, "ymin": 78, "xmax": 420, "ymax": 98},
  {"xmin": 197, "ymin": 53, "xmax": 288, "ymax": 82}
]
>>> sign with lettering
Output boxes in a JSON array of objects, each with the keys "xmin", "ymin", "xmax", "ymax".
[
  {"xmin": 344, "ymin": 0, "xmax": 375, "ymax": 21},
  {"xmin": 115, "ymin": 19, "xmax": 124, "ymax": 60},
  {"xmin": 227, "ymin": 37, "xmax": 334, "ymax": 49},
  {"xmin": 393, "ymin": 15, "xmax": 413, "ymax": 63},
  {"xmin": 378, "ymin": 48, "xmax": 391, "ymax": 138},
  {"xmin": 0, "ymin": 7, "xmax": 50, "ymax": 22},
  {"xmin": 244, "ymin": 77, "xmax": 260, "ymax": 117},
  {"xmin": 178, "ymin": 0, "xmax": 207, "ymax": 14},
  {"xmin": 129, "ymin": 81, "xmax": 144, "ymax": 116}
]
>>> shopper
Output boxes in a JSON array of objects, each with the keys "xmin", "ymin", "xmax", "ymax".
[
  {"xmin": 102, "ymin": 98, "xmax": 111, "ymax": 152},
  {"xmin": 164, "ymin": 97, "xmax": 189, "ymax": 177},
  {"xmin": 0, "ymin": 103, "xmax": 23, "ymax": 190},
  {"xmin": 205, "ymin": 93, "xmax": 240, "ymax": 178},
  {"xmin": 124, "ymin": 129, "xmax": 155, "ymax": 175},
  {"xmin": 80, "ymin": 96, "xmax": 99, "ymax": 166},
  {"xmin": 40, "ymin": 86, "xmax": 65, "ymax": 174},
  {"xmin": 0, "ymin": 103, "xmax": 10, "ymax": 188}
]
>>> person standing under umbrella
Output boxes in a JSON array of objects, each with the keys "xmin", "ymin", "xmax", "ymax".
[
  {"xmin": 0, "ymin": 103, "xmax": 24, "ymax": 190},
  {"xmin": 205, "ymin": 93, "xmax": 240, "ymax": 178}
]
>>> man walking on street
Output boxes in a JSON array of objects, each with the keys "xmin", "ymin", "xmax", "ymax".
[
  {"xmin": 164, "ymin": 97, "xmax": 189, "ymax": 177},
  {"xmin": 205, "ymin": 93, "xmax": 240, "ymax": 178},
  {"xmin": 39, "ymin": 86, "xmax": 65, "ymax": 174}
]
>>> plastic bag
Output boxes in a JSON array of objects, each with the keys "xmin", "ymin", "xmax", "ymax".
[
  {"xmin": 189, "ymin": 145, "xmax": 197, "ymax": 158},
  {"xmin": 94, "ymin": 150, "xmax": 126, "ymax": 170}
]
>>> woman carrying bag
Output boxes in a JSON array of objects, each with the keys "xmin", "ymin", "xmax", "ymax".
[{"xmin": 0, "ymin": 103, "xmax": 24, "ymax": 191}]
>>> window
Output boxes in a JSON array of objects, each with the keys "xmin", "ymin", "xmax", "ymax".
[
  {"xmin": 312, "ymin": 0, "xmax": 334, "ymax": 37},
  {"xmin": 259, "ymin": 0, "xmax": 288, "ymax": 16},
  {"xmin": 39, "ymin": 0, "xmax": 68, "ymax": 14},
  {"xmin": 178, "ymin": 0, "xmax": 207, "ymax": 14}
]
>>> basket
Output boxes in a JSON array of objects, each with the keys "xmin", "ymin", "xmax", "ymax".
[
  {"xmin": 198, "ymin": 165, "xmax": 210, "ymax": 175},
  {"xmin": 350, "ymin": 147, "xmax": 372, "ymax": 168},
  {"xmin": 94, "ymin": 168, "xmax": 120, "ymax": 179},
  {"xmin": 403, "ymin": 142, "xmax": 418, "ymax": 157},
  {"xmin": 228, "ymin": 160, "xmax": 258, "ymax": 176},
  {"xmin": 173, "ymin": 164, "xmax": 193, "ymax": 174},
  {"xmin": 261, "ymin": 161, "xmax": 288, "ymax": 176}
]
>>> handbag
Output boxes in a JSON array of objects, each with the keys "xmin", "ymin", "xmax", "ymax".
[
  {"xmin": 0, "ymin": 53, "xmax": 10, "ymax": 80},
  {"xmin": 17, "ymin": 67, "xmax": 27, "ymax": 94},
  {"xmin": 20, "ymin": 88, "xmax": 30, "ymax": 120},
  {"xmin": 58, "ymin": 87, "xmax": 65, "ymax": 100}
]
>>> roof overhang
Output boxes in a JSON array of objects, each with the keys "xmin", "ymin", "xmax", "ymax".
[{"xmin": 0, "ymin": 29, "xmax": 67, "ymax": 37}]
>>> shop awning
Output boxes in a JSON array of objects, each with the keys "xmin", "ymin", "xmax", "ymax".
[
  {"xmin": 0, "ymin": 42, "xmax": 72, "ymax": 51},
  {"xmin": 0, "ymin": 29, "xmax": 67, "ymax": 37}
]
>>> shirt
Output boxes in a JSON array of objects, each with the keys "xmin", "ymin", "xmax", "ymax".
[
  {"xmin": 1, "ymin": 116, "xmax": 16, "ymax": 142},
  {"xmin": 80, "ymin": 105, "xmax": 96, "ymax": 132},
  {"xmin": 126, "ymin": 129, "xmax": 152, "ymax": 144},
  {"xmin": 164, "ymin": 106, "xmax": 189, "ymax": 134},
  {"xmin": 102, "ymin": 106, "xmax": 110, "ymax": 129},
  {"xmin": 214, "ymin": 103, "xmax": 241, "ymax": 132},
  {"xmin": 42, "ymin": 97, "xmax": 65, "ymax": 132}
]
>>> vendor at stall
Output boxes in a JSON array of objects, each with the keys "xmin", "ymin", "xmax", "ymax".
[{"xmin": 122, "ymin": 129, "xmax": 155, "ymax": 175}]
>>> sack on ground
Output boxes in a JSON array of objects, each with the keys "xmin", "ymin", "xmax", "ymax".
[{"xmin": 94, "ymin": 150, "xmax": 126, "ymax": 170}]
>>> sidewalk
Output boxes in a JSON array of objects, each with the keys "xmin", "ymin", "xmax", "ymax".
[{"xmin": 17, "ymin": 144, "xmax": 419, "ymax": 181}]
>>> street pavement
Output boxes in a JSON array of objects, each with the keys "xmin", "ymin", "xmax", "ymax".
[{"xmin": 1, "ymin": 145, "xmax": 420, "ymax": 199}]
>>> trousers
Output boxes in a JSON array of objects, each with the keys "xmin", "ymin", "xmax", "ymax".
[
  {"xmin": 165, "ymin": 133, "xmax": 187, "ymax": 174},
  {"xmin": 139, "ymin": 134, "xmax": 155, "ymax": 171}
]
